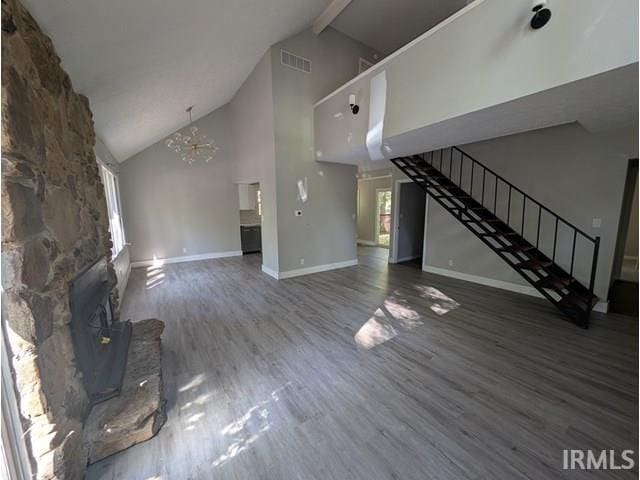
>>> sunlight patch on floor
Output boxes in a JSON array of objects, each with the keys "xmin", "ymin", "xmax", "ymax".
[
  {"xmin": 146, "ymin": 263, "xmax": 166, "ymax": 289},
  {"xmin": 180, "ymin": 393, "xmax": 213, "ymax": 411},
  {"xmin": 178, "ymin": 373, "xmax": 205, "ymax": 393},
  {"xmin": 384, "ymin": 296, "xmax": 422, "ymax": 329},
  {"xmin": 212, "ymin": 382, "xmax": 292, "ymax": 468},
  {"xmin": 415, "ymin": 285, "xmax": 460, "ymax": 315},
  {"xmin": 355, "ymin": 285, "xmax": 459, "ymax": 349},
  {"xmin": 354, "ymin": 308, "xmax": 397, "ymax": 350}
]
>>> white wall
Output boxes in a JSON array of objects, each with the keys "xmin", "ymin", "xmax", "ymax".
[
  {"xmin": 116, "ymin": 28, "xmax": 378, "ymax": 275},
  {"xmin": 314, "ymin": 0, "xmax": 638, "ymax": 164},
  {"xmin": 422, "ymin": 122, "xmax": 638, "ymax": 299},
  {"xmin": 230, "ymin": 51, "xmax": 280, "ymax": 271},
  {"xmin": 270, "ymin": 27, "xmax": 379, "ymax": 273},
  {"xmin": 119, "ymin": 104, "xmax": 241, "ymax": 263}
]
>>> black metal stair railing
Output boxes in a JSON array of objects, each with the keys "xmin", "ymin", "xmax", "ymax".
[{"xmin": 391, "ymin": 146, "xmax": 600, "ymax": 327}]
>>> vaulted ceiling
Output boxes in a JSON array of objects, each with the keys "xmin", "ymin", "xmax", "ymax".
[
  {"xmin": 22, "ymin": 0, "xmax": 334, "ymax": 161},
  {"xmin": 331, "ymin": 0, "xmax": 468, "ymax": 55},
  {"xmin": 22, "ymin": 0, "xmax": 467, "ymax": 162}
]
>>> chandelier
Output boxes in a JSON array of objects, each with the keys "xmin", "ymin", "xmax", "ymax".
[{"xmin": 165, "ymin": 106, "xmax": 219, "ymax": 165}]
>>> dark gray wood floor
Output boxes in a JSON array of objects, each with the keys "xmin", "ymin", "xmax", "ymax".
[{"xmin": 87, "ymin": 247, "xmax": 638, "ymax": 479}]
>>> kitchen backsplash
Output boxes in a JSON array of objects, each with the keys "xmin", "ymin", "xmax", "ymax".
[{"xmin": 240, "ymin": 209, "xmax": 261, "ymax": 225}]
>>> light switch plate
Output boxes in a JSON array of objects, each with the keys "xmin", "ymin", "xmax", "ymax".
[{"xmin": 592, "ymin": 218, "xmax": 602, "ymax": 228}]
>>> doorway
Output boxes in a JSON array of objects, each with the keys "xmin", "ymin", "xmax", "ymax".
[
  {"xmin": 239, "ymin": 182, "xmax": 262, "ymax": 268},
  {"xmin": 391, "ymin": 181, "xmax": 426, "ymax": 266},
  {"xmin": 375, "ymin": 188, "xmax": 392, "ymax": 247},
  {"xmin": 609, "ymin": 159, "xmax": 638, "ymax": 316}
]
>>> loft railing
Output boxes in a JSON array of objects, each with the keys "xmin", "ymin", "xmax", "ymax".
[{"xmin": 421, "ymin": 146, "xmax": 600, "ymax": 318}]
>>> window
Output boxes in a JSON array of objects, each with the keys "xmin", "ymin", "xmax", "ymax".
[
  {"xmin": 375, "ymin": 189, "xmax": 392, "ymax": 247},
  {"xmin": 100, "ymin": 164, "xmax": 125, "ymax": 257}
]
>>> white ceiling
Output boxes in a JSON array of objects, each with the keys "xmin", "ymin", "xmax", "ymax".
[
  {"xmin": 22, "ymin": 0, "xmax": 469, "ymax": 162},
  {"xmin": 22, "ymin": 0, "xmax": 333, "ymax": 161},
  {"xmin": 331, "ymin": 0, "xmax": 469, "ymax": 55}
]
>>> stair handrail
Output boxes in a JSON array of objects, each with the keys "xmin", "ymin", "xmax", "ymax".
[
  {"xmin": 411, "ymin": 146, "xmax": 601, "ymax": 324},
  {"xmin": 451, "ymin": 146, "xmax": 597, "ymax": 242}
]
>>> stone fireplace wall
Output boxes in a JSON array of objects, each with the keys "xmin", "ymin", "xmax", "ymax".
[{"xmin": 2, "ymin": 0, "xmax": 118, "ymax": 477}]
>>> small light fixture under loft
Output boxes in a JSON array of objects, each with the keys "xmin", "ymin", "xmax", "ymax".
[{"xmin": 165, "ymin": 106, "xmax": 219, "ymax": 165}]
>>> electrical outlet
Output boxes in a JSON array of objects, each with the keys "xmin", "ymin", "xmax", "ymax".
[
  {"xmin": 183, "ymin": 247, "xmax": 187, "ymax": 253},
  {"xmin": 448, "ymin": 259, "xmax": 454, "ymax": 267},
  {"xmin": 300, "ymin": 258, "xmax": 305, "ymax": 266},
  {"xmin": 592, "ymin": 218, "xmax": 602, "ymax": 228}
]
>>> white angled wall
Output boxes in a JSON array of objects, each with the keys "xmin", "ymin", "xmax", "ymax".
[{"xmin": 314, "ymin": 0, "xmax": 639, "ymax": 164}]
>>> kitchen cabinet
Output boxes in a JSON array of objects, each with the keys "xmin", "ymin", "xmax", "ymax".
[
  {"xmin": 238, "ymin": 184, "xmax": 258, "ymax": 210},
  {"xmin": 241, "ymin": 225, "xmax": 261, "ymax": 253}
]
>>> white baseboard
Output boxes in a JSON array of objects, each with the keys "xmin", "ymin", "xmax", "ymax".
[
  {"xmin": 593, "ymin": 301, "xmax": 608, "ymax": 314},
  {"xmin": 131, "ymin": 250, "xmax": 242, "ymax": 268},
  {"xmin": 357, "ymin": 239, "xmax": 377, "ymax": 246},
  {"xmin": 261, "ymin": 264, "xmax": 279, "ymax": 279},
  {"xmin": 397, "ymin": 254, "xmax": 422, "ymax": 262},
  {"xmin": 423, "ymin": 265, "xmax": 608, "ymax": 313},
  {"xmin": 263, "ymin": 259, "xmax": 358, "ymax": 280}
]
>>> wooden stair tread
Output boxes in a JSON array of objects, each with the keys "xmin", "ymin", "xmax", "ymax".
[
  {"xmin": 497, "ymin": 244, "xmax": 536, "ymax": 253},
  {"xmin": 391, "ymin": 153, "xmax": 598, "ymax": 327},
  {"xmin": 559, "ymin": 293, "xmax": 598, "ymax": 309},
  {"xmin": 515, "ymin": 259, "xmax": 553, "ymax": 270},
  {"xmin": 535, "ymin": 276, "xmax": 573, "ymax": 290},
  {"xmin": 480, "ymin": 230, "xmax": 519, "ymax": 237}
]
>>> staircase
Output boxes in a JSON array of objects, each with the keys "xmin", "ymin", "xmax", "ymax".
[{"xmin": 391, "ymin": 147, "xmax": 600, "ymax": 328}]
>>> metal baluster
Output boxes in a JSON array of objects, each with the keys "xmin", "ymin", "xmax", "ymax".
[
  {"xmin": 507, "ymin": 186, "xmax": 512, "ymax": 227},
  {"xmin": 459, "ymin": 151, "xmax": 463, "ymax": 187},
  {"xmin": 493, "ymin": 177, "xmax": 498, "ymax": 215},
  {"xmin": 569, "ymin": 230, "xmax": 577, "ymax": 279},
  {"xmin": 439, "ymin": 149, "xmax": 443, "ymax": 171},
  {"xmin": 536, "ymin": 205, "xmax": 541, "ymax": 248},
  {"xmin": 521, "ymin": 195, "xmax": 526, "ymax": 236},
  {"xmin": 449, "ymin": 147, "xmax": 453, "ymax": 179},
  {"xmin": 430, "ymin": 150, "xmax": 434, "ymax": 165},
  {"xmin": 552, "ymin": 217, "xmax": 558, "ymax": 262},
  {"xmin": 585, "ymin": 237, "xmax": 600, "ymax": 328},
  {"xmin": 470, "ymin": 161, "xmax": 474, "ymax": 197},
  {"xmin": 481, "ymin": 169, "xmax": 486, "ymax": 206}
]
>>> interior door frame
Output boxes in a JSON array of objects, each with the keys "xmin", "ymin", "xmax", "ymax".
[
  {"xmin": 374, "ymin": 187, "xmax": 392, "ymax": 247},
  {"xmin": 390, "ymin": 179, "xmax": 429, "ymax": 264},
  {"xmin": 610, "ymin": 158, "xmax": 639, "ymax": 286}
]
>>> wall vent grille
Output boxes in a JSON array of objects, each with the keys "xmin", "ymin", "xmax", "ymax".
[{"xmin": 281, "ymin": 50, "xmax": 311, "ymax": 74}]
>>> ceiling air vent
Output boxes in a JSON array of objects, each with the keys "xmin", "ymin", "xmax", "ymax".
[{"xmin": 281, "ymin": 50, "xmax": 311, "ymax": 74}]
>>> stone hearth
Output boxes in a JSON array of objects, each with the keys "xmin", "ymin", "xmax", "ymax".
[
  {"xmin": 84, "ymin": 319, "xmax": 166, "ymax": 464},
  {"xmin": 1, "ymin": 1, "xmax": 165, "ymax": 477}
]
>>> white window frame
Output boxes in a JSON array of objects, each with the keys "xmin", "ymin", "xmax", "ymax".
[{"xmin": 99, "ymin": 163, "xmax": 126, "ymax": 258}]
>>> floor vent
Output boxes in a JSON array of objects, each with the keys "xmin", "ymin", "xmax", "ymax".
[{"xmin": 281, "ymin": 50, "xmax": 311, "ymax": 74}]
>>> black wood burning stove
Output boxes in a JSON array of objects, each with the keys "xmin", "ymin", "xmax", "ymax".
[{"xmin": 69, "ymin": 257, "xmax": 132, "ymax": 404}]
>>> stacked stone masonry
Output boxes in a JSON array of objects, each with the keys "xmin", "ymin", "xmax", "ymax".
[{"xmin": 2, "ymin": 0, "xmax": 117, "ymax": 477}]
